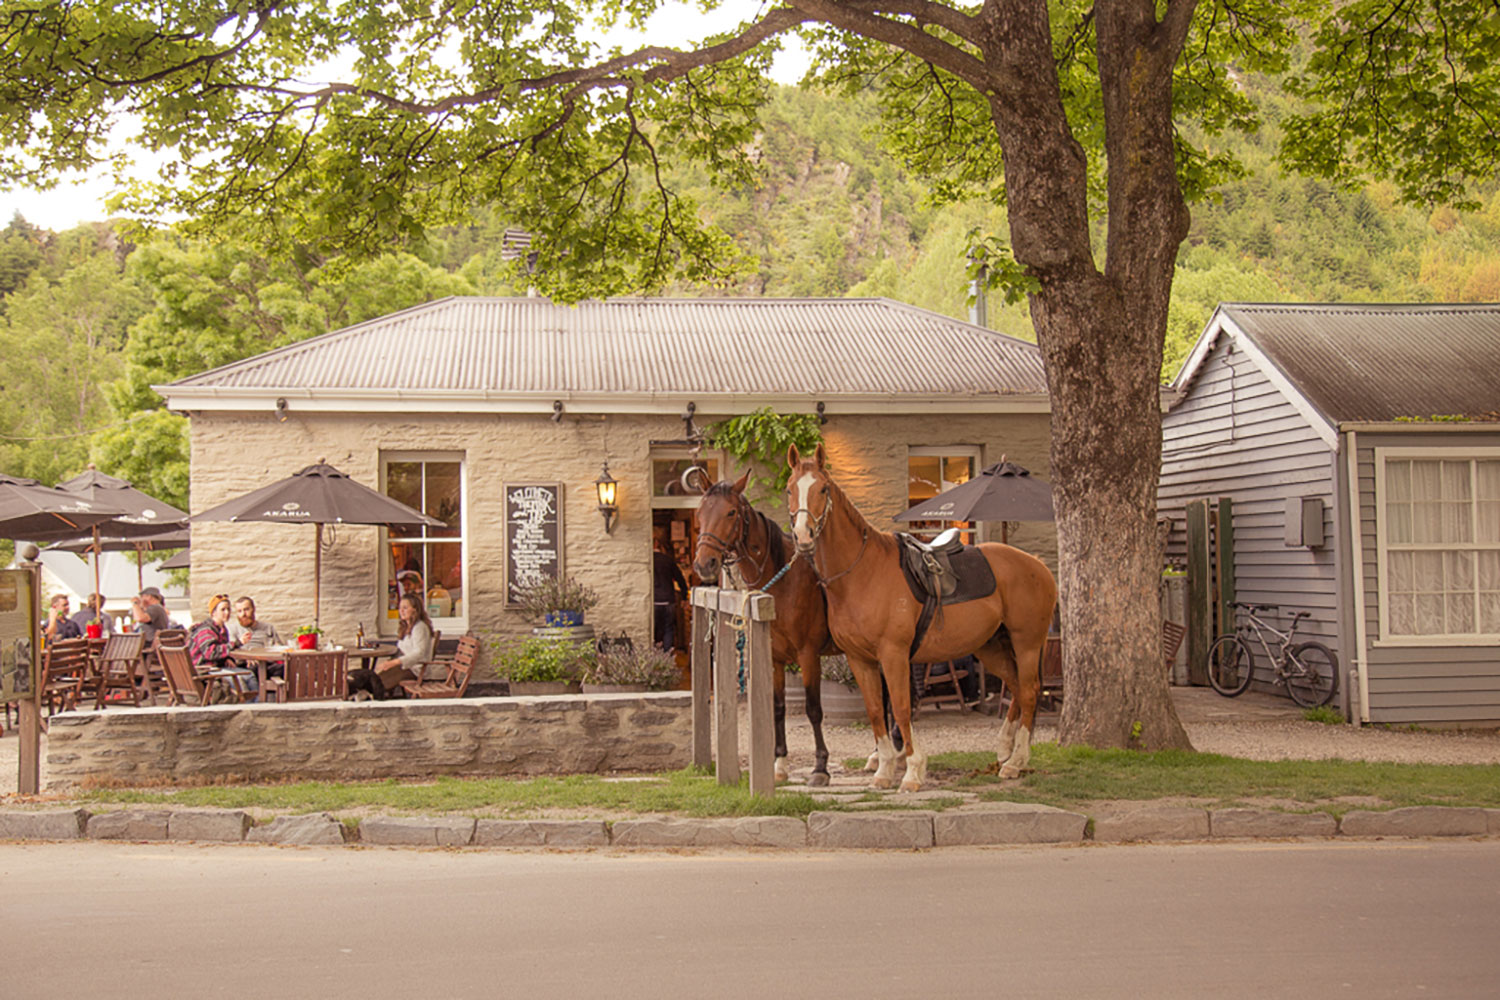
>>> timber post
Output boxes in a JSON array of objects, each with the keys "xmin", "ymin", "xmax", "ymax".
[{"xmin": 689, "ymin": 586, "xmax": 776, "ymax": 796}]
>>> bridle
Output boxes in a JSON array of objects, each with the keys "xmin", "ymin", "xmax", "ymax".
[
  {"xmin": 787, "ymin": 469, "xmax": 867, "ymax": 588},
  {"xmin": 695, "ymin": 491, "xmax": 774, "ymax": 581}
]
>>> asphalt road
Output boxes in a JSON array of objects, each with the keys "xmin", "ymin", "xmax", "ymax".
[{"xmin": 4, "ymin": 840, "xmax": 1498, "ymax": 998}]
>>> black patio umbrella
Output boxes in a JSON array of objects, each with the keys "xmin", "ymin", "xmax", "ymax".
[
  {"xmin": 49, "ymin": 527, "xmax": 191, "ymax": 592},
  {"xmin": 57, "ymin": 467, "xmax": 190, "ymax": 605},
  {"xmin": 0, "ymin": 473, "xmax": 130, "ymax": 542},
  {"xmin": 158, "ymin": 547, "xmax": 191, "ymax": 571},
  {"xmin": 189, "ymin": 460, "xmax": 444, "ymax": 629},
  {"xmin": 894, "ymin": 459, "xmax": 1055, "ymax": 542}
]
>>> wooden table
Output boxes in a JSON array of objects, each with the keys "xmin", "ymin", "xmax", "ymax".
[
  {"xmin": 227, "ymin": 647, "xmax": 290, "ymax": 702},
  {"xmin": 348, "ymin": 643, "xmax": 397, "ymax": 671}
]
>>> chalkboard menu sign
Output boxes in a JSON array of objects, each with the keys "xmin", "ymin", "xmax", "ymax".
[{"xmin": 505, "ymin": 482, "xmax": 563, "ymax": 606}]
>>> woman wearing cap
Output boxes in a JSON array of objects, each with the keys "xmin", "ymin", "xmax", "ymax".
[{"xmin": 189, "ymin": 594, "xmax": 257, "ymax": 697}]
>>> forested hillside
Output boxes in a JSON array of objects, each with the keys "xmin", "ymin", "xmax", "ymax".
[{"xmin": 2, "ymin": 83, "xmax": 1497, "ymax": 509}]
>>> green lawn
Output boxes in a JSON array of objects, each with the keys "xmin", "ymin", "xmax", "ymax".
[{"xmin": 70, "ymin": 742, "xmax": 1500, "ymax": 821}]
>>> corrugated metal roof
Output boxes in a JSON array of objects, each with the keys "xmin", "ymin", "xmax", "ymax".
[
  {"xmin": 166, "ymin": 296, "xmax": 1047, "ymax": 400},
  {"xmin": 1215, "ymin": 303, "xmax": 1500, "ymax": 424}
]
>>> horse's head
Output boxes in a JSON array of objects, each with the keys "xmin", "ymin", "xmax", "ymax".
[
  {"xmin": 692, "ymin": 470, "xmax": 751, "ymax": 581},
  {"xmin": 786, "ymin": 442, "xmax": 833, "ymax": 556}
]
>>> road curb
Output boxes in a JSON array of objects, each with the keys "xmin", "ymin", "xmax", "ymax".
[{"xmin": 3, "ymin": 804, "xmax": 1499, "ymax": 850}]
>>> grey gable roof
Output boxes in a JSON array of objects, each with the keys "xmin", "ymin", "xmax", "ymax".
[
  {"xmin": 160, "ymin": 297, "xmax": 1048, "ymax": 409},
  {"xmin": 1182, "ymin": 303, "xmax": 1500, "ymax": 424}
]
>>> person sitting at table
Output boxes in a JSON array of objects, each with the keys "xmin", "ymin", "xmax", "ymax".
[
  {"xmin": 189, "ymin": 594, "xmax": 257, "ymax": 696},
  {"xmin": 137, "ymin": 586, "xmax": 173, "ymax": 647},
  {"xmin": 42, "ymin": 594, "xmax": 83, "ymax": 642},
  {"xmin": 228, "ymin": 596, "xmax": 283, "ymax": 648},
  {"xmin": 346, "ymin": 593, "xmax": 433, "ymax": 701},
  {"xmin": 69, "ymin": 593, "xmax": 113, "ymax": 635}
]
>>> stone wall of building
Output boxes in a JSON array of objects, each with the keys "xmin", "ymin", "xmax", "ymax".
[
  {"xmin": 44, "ymin": 694, "xmax": 693, "ymax": 788},
  {"xmin": 187, "ymin": 408, "xmax": 1054, "ymax": 647}
]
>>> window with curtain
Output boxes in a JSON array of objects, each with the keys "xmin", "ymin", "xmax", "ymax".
[
  {"xmin": 1380, "ymin": 453, "xmax": 1500, "ymax": 640},
  {"xmin": 383, "ymin": 453, "xmax": 466, "ymax": 631}
]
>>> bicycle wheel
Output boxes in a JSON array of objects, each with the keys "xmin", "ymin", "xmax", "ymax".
[
  {"xmin": 1285, "ymin": 641, "xmax": 1338, "ymax": 707},
  {"xmin": 1207, "ymin": 634, "xmax": 1255, "ymax": 696}
]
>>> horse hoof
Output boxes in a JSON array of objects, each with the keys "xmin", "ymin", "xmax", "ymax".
[
  {"xmin": 999, "ymin": 763, "xmax": 1022, "ymax": 780},
  {"xmin": 807, "ymin": 772, "xmax": 830, "ymax": 788},
  {"xmin": 899, "ymin": 777, "xmax": 923, "ymax": 793},
  {"xmin": 863, "ymin": 751, "xmax": 881, "ymax": 772},
  {"xmin": 872, "ymin": 775, "xmax": 896, "ymax": 789}
]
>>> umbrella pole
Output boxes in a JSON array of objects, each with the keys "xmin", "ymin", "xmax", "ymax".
[
  {"xmin": 136, "ymin": 545, "xmax": 144, "ymax": 593},
  {"xmin": 92, "ymin": 526, "xmax": 102, "ymax": 613},
  {"xmin": 314, "ymin": 522, "xmax": 322, "ymax": 631}
]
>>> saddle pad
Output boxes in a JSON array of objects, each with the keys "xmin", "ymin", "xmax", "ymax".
[{"xmin": 898, "ymin": 539, "xmax": 997, "ymax": 606}]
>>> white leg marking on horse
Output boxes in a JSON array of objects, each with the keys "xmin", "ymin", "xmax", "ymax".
[
  {"xmin": 999, "ymin": 725, "xmax": 1032, "ymax": 779},
  {"xmin": 900, "ymin": 744, "xmax": 927, "ymax": 793},
  {"xmin": 864, "ymin": 748, "xmax": 881, "ymax": 772},
  {"xmin": 995, "ymin": 715, "xmax": 1017, "ymax": 763},
  {"xmin": 872, "ymin": 735, "xmax": 898, "ymax": 788},
  {"xmin": 775, "ymin": 756, "xmax": 789, "ymax": 783}
]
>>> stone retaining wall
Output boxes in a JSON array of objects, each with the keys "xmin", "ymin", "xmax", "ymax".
[{"xmin": 43, "ymin": 693, "xmax": 692, "ymax": 788}]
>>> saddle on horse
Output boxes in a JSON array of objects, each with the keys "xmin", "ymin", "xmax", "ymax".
[{"xmin": 895, "ymin": 530, "xmax": 998, "ymax": 658}]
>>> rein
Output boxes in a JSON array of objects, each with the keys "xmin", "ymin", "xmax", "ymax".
[{"xmin": 790, "ymin": 480, "xmax": 869, "ymax": 589}]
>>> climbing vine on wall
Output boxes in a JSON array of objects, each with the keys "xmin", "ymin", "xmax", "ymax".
[{"xmin": 705, "ymin": 407, "xmax": 824, "ymax": 497}]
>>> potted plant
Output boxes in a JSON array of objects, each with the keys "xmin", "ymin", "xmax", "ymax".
[
  {"xmin": 819, "ymin": 654, "xmax": 868, "ymax": 723},
  {"xmin": 581, "ymin": 640, "xmax": 680, "ymax": 693},
  {"xmin": 516, "ymin": 576, "xmax": 600, "ymax": 628},
  {"xmin": 85, "ymin": 616, "xmax": 104, "ymax": 639},
  {"xmin": 294, "ymin": 625, "xmax": 322, "ymax": 650},
  {"xmin": 493, "ymin": 635, "xmax": 592, "ymax": 695}
]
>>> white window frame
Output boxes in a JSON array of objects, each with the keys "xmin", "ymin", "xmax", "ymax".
[
  {"xmin": 380, "ymin": 450, "xmax": 469, "ymax": 637},
  {"xmin": 649, "ymin": 447, "xmax": 726, "ymax": 509},
  {"xmin": 1374, "ymin": 446, "xmax": 1500, "ymax": 646},
  {"xmin": 906, "ymin": 445, "xmax": 985, "ymax": 541}
]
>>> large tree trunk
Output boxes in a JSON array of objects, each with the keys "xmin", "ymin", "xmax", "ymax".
[{"xmin": 981, "ymin": 0, "xmax": 1194, "ymax": 749}]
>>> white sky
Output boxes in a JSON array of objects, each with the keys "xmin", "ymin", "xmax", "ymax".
[{"xmin": 1, "ymin": 7, "xmax": 809, "ymax": 232}]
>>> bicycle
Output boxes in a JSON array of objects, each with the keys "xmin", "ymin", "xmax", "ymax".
[{"xmin": 1207, "ymin": 601, "xmax": 1338, "ymax": 707}]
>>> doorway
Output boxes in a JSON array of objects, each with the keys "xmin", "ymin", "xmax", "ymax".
[{"xmin": 652, "ymin": 509, "xmax": 697, "ymax": 687}]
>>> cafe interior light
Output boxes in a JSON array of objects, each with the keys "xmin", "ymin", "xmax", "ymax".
[{"xmin": 595, "ymin": 462, "xmax": 619, "ymax": 533}]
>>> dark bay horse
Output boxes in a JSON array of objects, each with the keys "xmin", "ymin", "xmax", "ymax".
[
  {"xmin": 786, "ymin": 443, "xmax": 1057, "ymax": 790},
  {"xmin": 693, "ymin": 471, "xmax": 840, "ymax": 786}
]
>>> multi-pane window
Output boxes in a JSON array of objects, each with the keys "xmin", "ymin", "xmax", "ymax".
[
  {"xmin": 384, "ymin": 454, "xmax": 465, "ymax": 628},
  {"xmin": 1381, "ymin": 454, "xmax": 1500, "ymax": 639},
  {"xmin": 907, "ymin": 446, "xmax": 980, "ymax": 543}
]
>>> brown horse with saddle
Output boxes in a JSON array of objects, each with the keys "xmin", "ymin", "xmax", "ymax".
[{"xmin": 786, "ymin": 443, "xmax": 1057, "ymax": 790}]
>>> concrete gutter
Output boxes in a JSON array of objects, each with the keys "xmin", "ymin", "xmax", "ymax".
[{"xmin": 3, "ymin": 803, "xmax": 1498, "ymax": 850}]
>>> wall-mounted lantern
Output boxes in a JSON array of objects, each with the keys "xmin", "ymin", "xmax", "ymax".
[{"xmin": 595, "ymin": 462, "xmax": 619, "ymax": 533}]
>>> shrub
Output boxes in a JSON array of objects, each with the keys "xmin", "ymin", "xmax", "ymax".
[
  {"xmin": 514, "ymin": 576, "xmax": 600, "ymax": 623},
  {"xmin": 822, "ymin": 654, "xmax": 857, "ymax": 688},
  {"xmin": 584, "ymin": 642, "xmax": 681, "ymax": 690},
  {"xmin": 492, "ymin": 636, "xmax": 595, "ymax": 683}
]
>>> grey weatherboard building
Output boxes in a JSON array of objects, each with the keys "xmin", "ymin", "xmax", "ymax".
[{"xmin": 1159, "ymin": 303, "xmax": 1500, "ymax": 725}]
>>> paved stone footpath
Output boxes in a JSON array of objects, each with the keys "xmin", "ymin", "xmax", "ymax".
[{"xmin": 3, "ymin": 802, "xmax": 1498, "ymax": 850}]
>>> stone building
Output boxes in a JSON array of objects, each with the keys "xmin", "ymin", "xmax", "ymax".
[{"xmin": 157, "ymin": 296, "xmax": 1054, "ymax": 648}]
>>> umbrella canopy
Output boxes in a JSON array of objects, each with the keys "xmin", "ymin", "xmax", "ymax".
[
  {"xmin": 49, "ymin": 527, "xmax": 190, "ymax": 554},
  {"xmin": 56, "ymin": 467, "xmax": 190, "ymax": 604},
  {"xmin": 57, "ymin": 467, "xmax": 189, "ymax": 538},
  {"xmin": 894, "ymin": 460, "xmax": 1055, "ymax": 526},
  {"xmin": 0, "ymin": 473, "xmax": 131, "ymax": 542},
  {"xmin": 191, "ymin": 461, "xmax": 444, "ymax": 628},
  {"xmin": 159, "ymin": 547, "xmax": 191, "ymax": 571}
]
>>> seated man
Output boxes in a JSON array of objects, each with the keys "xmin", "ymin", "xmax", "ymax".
[
  {"xmin": 69, "ymin": 592, "xmax": 113, "ymax": 635},
  {"xmin": 228, "ymin": 596, "xmax": 283, "ymax": 648},
  {"xmin": 42, "ymin": 594, "xmax": 83, "ymax": 642},
  {"xmin": 137, "ymin": 586, "xmax": 172, "ymax": 647}
]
